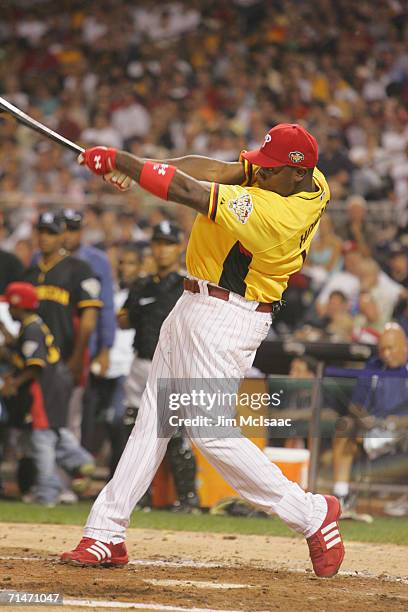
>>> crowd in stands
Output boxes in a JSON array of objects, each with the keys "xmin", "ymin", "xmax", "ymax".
[{"xmin": 0, "ymin": 0, "xmax": 408, "ymax": 204}]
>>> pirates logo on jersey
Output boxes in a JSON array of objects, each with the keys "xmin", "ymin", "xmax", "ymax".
[
  {"xmin": 288, "ymin": 151, "xmax": 305, "ymax": 164},
  {"xmin": 22, "ymin": 341, "xmax": 39, "ymax": 358},
  {"xmin": 81, "ymin": 278, "xmax": 101, "ymax": 299},
  {"xmin": 228, "ymin": 193, "xmax": 253, "ymax": 224}
]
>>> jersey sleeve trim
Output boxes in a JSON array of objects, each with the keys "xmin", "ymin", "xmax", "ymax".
[
  {"xmin": 239, "ymin": 151, "xmax": 254, "ymax": 186},
  {"xmin": 77, "ymin": 299, "xmax": 103, "ymax": 309},
  {"xmin": 242, "ymin": 158, "xmax": 253, "ymax": 186},
  {"xmin": 208, "ymin": 182, "xmax": 219, "ymax": 221},
  {"xmin": 26, "ymin": 358, "xmax": 46, "ymax": 368}
]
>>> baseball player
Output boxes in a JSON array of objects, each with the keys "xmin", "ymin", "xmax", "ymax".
[
  {"xmin": 120, "ymin": 221, "xmax": 199, "ymax": 512},
  {"xmin": 60, "ymin": 209, "xmax": 116, "ymax": 379},
  {"xmin": 61, "ymin": 123, "xmax": 345, "ymax": 577},
  {"xmin": 24, "ymin": 212, "xmax": 102, "ymax": 382},
  {"xmin": 0, "ymin": 282, "xmax": 94, "ymax": 506},
  {"xmin": 60, "ymin": 208, "xmax": 116, "ymax": 447}
]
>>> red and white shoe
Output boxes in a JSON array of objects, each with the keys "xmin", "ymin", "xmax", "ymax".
[
  {"xmin": 307, "ymin": 495, "xmax": 345, "ymax": 577},
  {"xmin": 60, "ymin": 537, "xmax": 128, "ymax": 566}
]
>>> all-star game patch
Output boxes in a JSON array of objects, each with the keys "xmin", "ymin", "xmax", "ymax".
[
  {"xmin": 288, "ymin": 151, "xmax": 305, "ymax": 164},
  {"xmin": 228, "ymin": 193, "xmax": 253, "ymax": 224}
]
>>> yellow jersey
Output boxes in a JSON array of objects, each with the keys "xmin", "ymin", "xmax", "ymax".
[{"xmin": 186, "ymin": 166, "xmax": 330, "ymax": 303}]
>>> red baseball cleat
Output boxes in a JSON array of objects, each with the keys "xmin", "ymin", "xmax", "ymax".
[
  {"xmin": 307, "ymin": 495, "xmax": 345, "ymax": 577},
  {"xmin": 60, "ymin": 537, "xmax": 128, "ymax": 567}
]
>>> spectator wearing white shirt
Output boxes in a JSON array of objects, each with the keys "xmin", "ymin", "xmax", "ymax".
[
  {"xmin": 390, "ymin": 143, "xmax": 408, "ymax": 228},
  {"xmin": 16, "ymin": 15, "xmax": 48, "ymax": 44},
  {"xmin": 80, "ymin": 113, "xmax": 123, "ymax": 150},
  {"xmin": 316, "ymin": 243, "xmax": 363, "ymax": 317},
  {"xmin": 355, "ymin": 259, "xmax": 405, "ymax": 332},
  {"xmin": 317, "ymin": 244, "xmax": 405, "ymax": 325},
  {"xmin": 111, "ymin": 92, "xmax": 151, "ymax": 143},
  {"xmin": 337, "ymin": 196, "xmax": 377, "ymax": 257}
]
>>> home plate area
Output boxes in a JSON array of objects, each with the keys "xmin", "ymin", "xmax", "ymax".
[{"xmin": 1, "ymin": 525, "xmax": 408, "ymax": 611}]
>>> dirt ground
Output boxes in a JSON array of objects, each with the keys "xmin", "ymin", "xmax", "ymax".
[{"xmin": 0, "ymin": 523, "xmax": 407, "ymax": 611}]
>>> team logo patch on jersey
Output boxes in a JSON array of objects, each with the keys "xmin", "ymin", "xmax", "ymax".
[
  {"xmin": 22, "ymin": 341, "xmax": 39, "ymax": 358},
  {"xmin": 81, "ymin": 278, "xmax": 101, "ymax": 299},
  {"xmin": 228, "ymin": 193, "xmax": 253, "ymax": 224},
  {"xmin": 288, "ymin": 151, "xmax": 305, "ymax": 164}
]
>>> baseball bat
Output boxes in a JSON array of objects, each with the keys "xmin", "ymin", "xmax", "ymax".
[{"xmin": 0, "ymin": 96, "xmax": 84, "ymax": 154}]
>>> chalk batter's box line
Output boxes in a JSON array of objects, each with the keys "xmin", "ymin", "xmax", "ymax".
[{"xmin": 0, "ymin": 555, "xmax": 407, "ymax": 585}]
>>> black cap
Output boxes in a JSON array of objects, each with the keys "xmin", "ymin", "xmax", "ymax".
[
  {"xmin": 61, "ymin": 208, "xmax": 83, "ymax": 230},
  {"xmin": 151, "ymin": 221, "xmax": 183, "ymax": 244},
  {"xmin": 37, "ymin": 212, "xmax": 66, "ymax": 234}
]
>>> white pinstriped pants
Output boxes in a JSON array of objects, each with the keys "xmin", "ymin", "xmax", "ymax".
[{"xmin": 84, "ymin": 286, "xmax": 327, "ymax": 544}]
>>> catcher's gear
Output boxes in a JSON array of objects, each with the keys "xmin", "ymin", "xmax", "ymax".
[
  {"xmin": 104, "ymin": 170, "xmax": 135, "ymax": 192},
  {"xmin": 70, "ymin": 462, "xmax": 95, "ymax": 495},
  {"xmin": 123, "ymin": 405, "xmax": 139, "ymax": 428},
  {"xmin": 167, "ymin": 432, "xmax": 198, "ymax": 505},
  {"xmin": 17, "ymin": 457, "xmax": 37, "ymax": 494},
  {"xmin": 210, "ymin": 496, "xmax": 268, "ymax": 517}
]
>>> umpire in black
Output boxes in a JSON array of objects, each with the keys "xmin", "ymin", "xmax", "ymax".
[{"xmin": 118, "ymin": 221, "xmax": 200, "ymax": 512}]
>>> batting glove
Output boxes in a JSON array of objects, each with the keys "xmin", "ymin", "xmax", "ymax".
[
  {"xmin": 103, "ymin": 170, "xmax": 135, "ymax": 192},
  {"xmin": 78, "ymin": 146, "xmax": 117, "ymax": 176}
]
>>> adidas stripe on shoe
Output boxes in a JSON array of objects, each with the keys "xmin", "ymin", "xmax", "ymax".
[
  {"xmin": 307, "ymin": 495, "xmax": 345, "ymax": 577},
  {"xmin": 60, "ymin": 537, "xmax": 128, "ymax": 566}
]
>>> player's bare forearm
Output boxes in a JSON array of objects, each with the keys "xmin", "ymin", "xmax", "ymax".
[
  {"xmin": 75, "ymin": 308, "xmax": 98, "ymax": 355},
  {"xmin": 159, "ymin": 155, "xmax": 245, "ymax": 184},
  {"xmin": 115, "ymin": 152, "xmax": 211, "ymax": 214},
  {"xmin": 69, "ymin": 308, "xmax": 98, "ymax": 368}
]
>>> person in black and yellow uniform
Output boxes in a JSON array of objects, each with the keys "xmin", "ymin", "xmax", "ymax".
[
  {"xmin": 0, "ymin": 283, "xmax": 94, "ymax": 507},
  {"xmin": 24, "ymin": 213, "xmax": 102, "ymax": 385}
]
